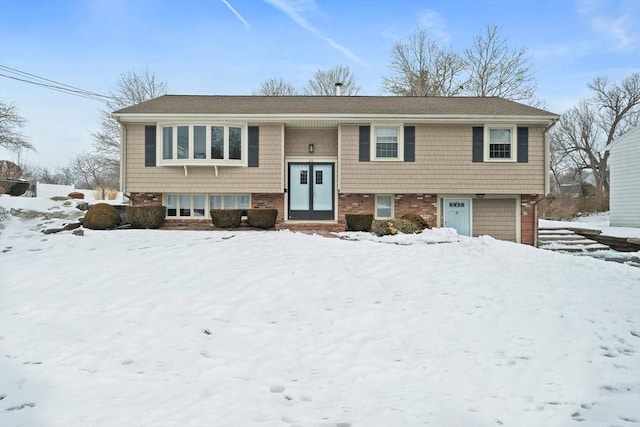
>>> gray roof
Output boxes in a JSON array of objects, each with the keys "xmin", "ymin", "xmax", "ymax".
[{"xmin": 114, "ymin": 95, "xmax": 558, "ymax": 118}]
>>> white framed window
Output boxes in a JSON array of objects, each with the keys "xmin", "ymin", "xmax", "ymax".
[
  {"xmin": 164, "ymin": 193, "xmax": 250, "ymax": 218},
  {"xmin": 371, "ymin": 125, "xmax": 404, "ymax": 161},
  {"xmin": 484, "ymin": 125, "xmax": 517, "ymax": 162},
  {"xmin": 375, "ymin": 194, "xmax": 394, "ymax": 219},
  {"xmin": 158, "ymin": 124, "xmax": 247, "ymax": 166}
]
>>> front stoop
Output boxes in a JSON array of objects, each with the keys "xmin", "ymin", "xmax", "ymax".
[{"xmin": 538, "ymin": 228, "xmax": 610, "ymax": 252}]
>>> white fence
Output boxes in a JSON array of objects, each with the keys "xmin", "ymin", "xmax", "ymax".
[{"xmin": 35, "ymin": 183, "xmax": 124, "ymax": 202}]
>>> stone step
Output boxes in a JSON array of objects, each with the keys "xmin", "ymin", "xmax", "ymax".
[
  {"xmin": 538, "ymin": 242, "xmax": 610, "ymax": 252},
  {"xmin": 538, "ymin": 234, "xmax": 587, "ymax": 241},
  {"xmin": 539, "ymin": 228, "xmax": 575, "ymax": 235}
]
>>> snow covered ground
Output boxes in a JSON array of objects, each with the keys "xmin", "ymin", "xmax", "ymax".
[{"xmin": 1, "ymin": 196, "xmax": 639, "ymax": 427}]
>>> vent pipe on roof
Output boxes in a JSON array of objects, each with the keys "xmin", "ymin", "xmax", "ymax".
[{"xmin": 335, "ymin": 82, "xmax": 343, "ymax": 96}]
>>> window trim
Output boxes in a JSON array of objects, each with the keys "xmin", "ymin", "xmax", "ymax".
[
  {"xmin": 163, "ymin": 193, "xmax": 251, "ymax": 218},
  {"xmin": 370, "ymin": 124, "xmax": 404, "ymax": 161},
  {"xmin": 157, "ymin": 123, "xmax": 248, "ymax": 167},
  {"xmin": 375, "ymin": 194, "xmax": 394, "ymax": 219},
  {"xmin": 484, "ymin": 124, "xmax": 518, "ymax": 162}
]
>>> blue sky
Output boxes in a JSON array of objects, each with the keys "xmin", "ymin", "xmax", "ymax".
[{"xmin": 1, "ymin": 0, "xmax": 639, "ymax": 170}]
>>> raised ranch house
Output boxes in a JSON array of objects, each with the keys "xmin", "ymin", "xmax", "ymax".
[{"xmin": 113, "ymin": 95, "xmax": 559, "ymax": 245}]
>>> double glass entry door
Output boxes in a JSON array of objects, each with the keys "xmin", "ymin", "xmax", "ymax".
[{"xmin": 288, "ymin": 163, "xmax": 334, "ymax": 220}]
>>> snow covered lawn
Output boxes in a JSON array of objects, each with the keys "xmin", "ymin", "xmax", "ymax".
[{"xmin": 1, "ymin": 197, "xmax": 639, "ymax": 426}]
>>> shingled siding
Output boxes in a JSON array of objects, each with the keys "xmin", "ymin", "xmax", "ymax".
[
  {"xmin": 339, "ymin": 124, "xmax": 545, "ymax": 194},
  {"xmin": 284, "ymin": 128, "xmax": 338, "ymax": 157},
  {"xmin": 125, "ymin": 124, "xmax": 282, "ymax": 193}
]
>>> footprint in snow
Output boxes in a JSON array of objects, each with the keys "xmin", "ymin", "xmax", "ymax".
[
  {"xmin": 270, "ymin": 384, "xmax": 285, "ymax": 393},
  {"xmin": 5, "ymin": 402, "xmax": 36, "ymax": 411}
]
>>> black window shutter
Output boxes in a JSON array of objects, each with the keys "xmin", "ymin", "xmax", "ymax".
[
  {"xmin": 472, "ymin": 126, "xmax": 484, "ymax": 163},
  {"xmin": 248, "ymin": 126, "xmax": 259, "ymax": 167},
  {"xmin": 144, "ymin": 125, "xmax": 156, "ymax": 167},
  {"xmin": 517, "ymin": 127, "xmax": 528, "ymax": 163},
  {"xmin": 404, "ymin": 126, "xmax": 415, "ymax": 162},
  {"xmin": 359, "ymin": 126, "xmax": 370, "ymax": 162}
]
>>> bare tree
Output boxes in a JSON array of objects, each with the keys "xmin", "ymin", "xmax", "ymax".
[
  {"xmin": 0, "ymin": 99, "xmax": 35, "ymax": 154},
  {"xmin": 382, "ymin": 29, "xmax": 466, "ymax": 96},
  {"xmin": 551, "ymin": 73, "xmax": 640, "ymax": 196},
  {"xmin": 304, "ymin": 65, "xmax": 361, "ymax": 96},
  {"xmin": 70, "ymin": 152, "xmax": 118, "ymax": 189},
  {"xmin": 36, "ymin": 166, "xmax": 76, "ymax": 185},
  {"xmin": 463, "ymin": 25, "xmax": 536, "ymax": 103},
  {"xmin": 253, "ymin": 77, "xmax": 298, "ymax": 96},
  {"xmin": 91, "ymin": 69, "xmax": 168, "ymax": 180}
]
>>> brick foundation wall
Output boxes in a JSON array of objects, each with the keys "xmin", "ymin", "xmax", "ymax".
[
  {"xmin": 393, "ymin": 194, "xmax": 438, "ymax": 228},
  {"xmin": 252, "ymin": 193, "xmax": 285, "ymax": 223},
  {"xmin": 338, "ymin": 193, "xmax": 437, "ymax": 227},
  {"xmin": 129, "ymin": 192, "xmax": 163, "ymax": 206},
  {"xmin": 520, "ymin": 194, "xmax": 539, "ymax": 246},
  {"xmin": 338, "ymin": 194, "xmax": 375, "ymax": 225}
]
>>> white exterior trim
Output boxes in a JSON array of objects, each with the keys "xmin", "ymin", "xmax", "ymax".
[{"xmin": 483, "ymin": 124, "xmax": 518, "ymax": 162}]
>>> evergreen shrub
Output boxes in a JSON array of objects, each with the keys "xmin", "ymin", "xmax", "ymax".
[
  {"xmin": 247, "ymin": 208, "xmax": 278, "ymax": 229},
  {"xmin": 127, "ymin": 205, "xmax": 166, "ymax": 229},
  {"xmin": 345, "ymin": 214, "xmax": 374, "ymax": 232},
  {"xmin": 210, "ymin": 209, "xmax": 242, "ymax": 228}
]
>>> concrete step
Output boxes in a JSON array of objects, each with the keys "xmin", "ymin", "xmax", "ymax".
[{"xmin": 538, "ymin": 227, "xmax": 611, "ymax": 253}]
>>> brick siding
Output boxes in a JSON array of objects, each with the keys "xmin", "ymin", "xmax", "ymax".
[
  {"xmin": 520, "ymin": 194, "xmax": 539, "ymax": 246},
  {"xmin": 338, "ymin": 193, "xmax": 437, "ymax": 228}
]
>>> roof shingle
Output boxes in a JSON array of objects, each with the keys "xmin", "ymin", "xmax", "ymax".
[{"xmin": 114, "ymin": 95, "xmax": 558, "ymax": 117}]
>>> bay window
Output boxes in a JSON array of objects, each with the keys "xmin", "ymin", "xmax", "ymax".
[{"xmin": 159, "ymin": 124, "xmax": 247, "ymax": 165}]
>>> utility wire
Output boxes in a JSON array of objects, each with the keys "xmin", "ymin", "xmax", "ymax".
[{"xmin": 0, "ymin": 64, "xmax": 115, "ymax": 102}]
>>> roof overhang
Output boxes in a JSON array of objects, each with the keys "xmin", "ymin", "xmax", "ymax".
[{"xmin": 112, "ymin": 112, "xmax": 560, "ymax": 127}]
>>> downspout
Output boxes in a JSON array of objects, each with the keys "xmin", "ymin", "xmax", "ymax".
[
  {"xmin": 119, "ymin": 120, "xmax": 127, "ymax": 198},
  {"xmin": 543, "ymin": 118, "xmax": 558, "ymax": 197}
]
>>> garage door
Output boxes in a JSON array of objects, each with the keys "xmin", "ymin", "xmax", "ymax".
[{"xmin": 472, "ymin": 199, "xmax": 517, "ymax": 242}]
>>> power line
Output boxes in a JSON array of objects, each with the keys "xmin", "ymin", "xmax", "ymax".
[{"xmin": 0, "ymin": 64, "xmax": 115, "ymax": 102}]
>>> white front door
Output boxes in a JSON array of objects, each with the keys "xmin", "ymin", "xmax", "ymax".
[{"xmin": 444, "ymin": 198, "xmax": 471, "ymax": 236}]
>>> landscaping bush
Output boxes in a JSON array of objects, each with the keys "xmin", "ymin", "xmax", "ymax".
[
  {"xmin": 83, "ymin": 203, "xmax": 121, "ymax": 230},
  {"xmin": 373, "ymin": 219, "xmax": 419, "ymax": 236},
  {"xmin": 210, "ymin": 209, "xmax": 242, "ymax": 228},
  {"xmin": 400, "ymin": 212, "xmax": 430, "ymax": 230},
  {"xmin": 345, "ymin": 214, "xmax": 374, "ymax": 232},
  {"xmin": 247, "ymin": 208, "xmax": 278, "ymax": 229},
  {"xmin": 127, "ymin": 205, "xmax": 166, "ymax": 229}
]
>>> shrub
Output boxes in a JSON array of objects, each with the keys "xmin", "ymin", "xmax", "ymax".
[
  {"xmin": 345, "ymin": 214, "xmax": 374, "ymax": 232},
  {"xmin": 127, "ymin": 205, "xmax": 166, "ymax": 229},
  {"xmin": 400, "ymin": 212, "xmax": 430, "ymax": 230},
  {"xmin": 210, "ymin": 209, "xmax": 242, "ymax": 228},
  {"xmin": 83, "ymin": 203, "xmax": 121, "ymax": 230},
  {"xmin": 373, "ymin": 219, "xmax": 419, "ymax": 236},
  {"xmin": 247, "ymin": 208, "xmax": 278, "ymax": 229}
]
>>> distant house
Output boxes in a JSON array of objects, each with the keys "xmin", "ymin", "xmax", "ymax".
[
  {"xmin": 605, "ymin": 126, "xmax": 640, "ymax": 228},
  {"xmin": 113, "ymin": 95, "xmax": 559, "ymax": 244}
]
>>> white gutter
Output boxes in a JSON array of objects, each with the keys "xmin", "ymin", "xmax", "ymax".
[{"xmin": 112, "ymin": 112, "xmax": 560, "ymax": 124}]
